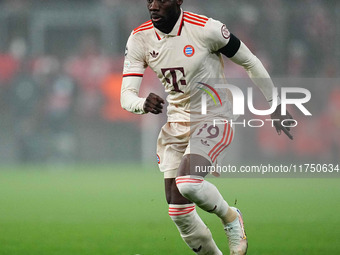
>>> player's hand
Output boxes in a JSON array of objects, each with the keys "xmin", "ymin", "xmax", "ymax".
[
  {"xmin": 271, "ymin": 104, "xmax": 294, "ymax": 140},
  {"xmin": 143, "ymin": 93, "xmax": 165, "ymax": 114}
]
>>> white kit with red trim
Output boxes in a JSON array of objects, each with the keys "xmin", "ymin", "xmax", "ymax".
[{"xmin": 122, "ymin": 9, "xmax": 236, "ymax": 122}]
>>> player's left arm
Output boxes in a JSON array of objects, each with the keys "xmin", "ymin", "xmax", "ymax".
[
  {"xmin": 204, "ymin": 18, "xmax": 294, "ymax": 139},
  {"xmin": 219, "ymin": 35, "xmax": 294, "ymax": 140}
]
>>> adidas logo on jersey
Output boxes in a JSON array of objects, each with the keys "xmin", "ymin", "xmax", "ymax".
[
  {"xmin": 193, "ymin": 245, "xmax": 202, "ymax": 252},
  {"xmin": 150, "ymin": 51, "xmax": 159, "ymax": 58},
  {"xmin": 201, "ymin": 139, "xmax": 210, "ymax": 146}
]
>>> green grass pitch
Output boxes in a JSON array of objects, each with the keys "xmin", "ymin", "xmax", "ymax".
[{"xmin": 0, "ymin": 165, "xmax": 339, "ymax": 255}]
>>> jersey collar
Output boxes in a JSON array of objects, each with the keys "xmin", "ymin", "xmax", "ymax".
[{"xmin": 154, "ymin": 9, "xmax": 184, "ymax": 40}]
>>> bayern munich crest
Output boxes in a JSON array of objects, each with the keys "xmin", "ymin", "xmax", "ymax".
[{"xmin": 184, "ymin": 45, "xmax": 195, "ymax": 57}]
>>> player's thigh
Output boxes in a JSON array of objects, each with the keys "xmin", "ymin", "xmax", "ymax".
[
  {"xmin": 177, "ymin": 154, "xmax": 211, "ymax": 177},
  {"xmin": 157, "ymin": 122, "xmax": 190, "ymax": 177},
  {"xmin": 157, "ymin": 122, "xmax": 192, "ymax": 204},
  {"xmin": 164, "ymin": 178, "xmax": 192, "ymax": 205}
]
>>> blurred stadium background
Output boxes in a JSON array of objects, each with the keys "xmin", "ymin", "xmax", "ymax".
[
  {"xmin": 0, "ymin": 0, "xmax": 339, "ymax": 165},
  {"xmin": 0, "ymin": 1, "xmax": 340, "ymax": 255}
]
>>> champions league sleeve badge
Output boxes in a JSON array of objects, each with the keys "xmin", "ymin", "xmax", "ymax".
[{"xmin": 221, "ymin": 25, "xmax": 231, "ymax": 39}]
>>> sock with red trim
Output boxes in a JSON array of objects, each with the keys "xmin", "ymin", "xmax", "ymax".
[
  {"xmin": 169, "ymin": 204, "xmax": 222, "ymax": 255},
  {"xmin": 176, "ymin": 176, "xmax": 229, "ymax": 218}
]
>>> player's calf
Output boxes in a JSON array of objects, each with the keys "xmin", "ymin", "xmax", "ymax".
[{"xmin": 169, "ymin": 204, "xmax": 222, "ymax": 255}]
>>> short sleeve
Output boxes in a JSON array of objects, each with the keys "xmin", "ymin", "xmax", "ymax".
[
  {"xmin": 204, "ymin": 18, "xmax": 231, "ymax": 52},
  {"xmin": 123, "ymin": 33, "xmax": 147, "ymax": 76}
]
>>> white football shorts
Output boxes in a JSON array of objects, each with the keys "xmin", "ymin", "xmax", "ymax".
[{"xmin": 156, "ymin": 121, "xmax": 234, "ymax": 178}]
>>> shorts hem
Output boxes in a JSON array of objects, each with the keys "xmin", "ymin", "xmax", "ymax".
[
  {"xmin": 184, "ymin": 148, "xmax": 213, "ymax": 165},
  {"xmin": 163, "ymin": 169, "xmax": 178, "ymax": 179}
]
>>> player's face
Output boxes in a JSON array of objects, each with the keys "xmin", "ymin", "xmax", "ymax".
[{"xmin": 147, "ymin": 0, "xmax": 182, "ymax": 33}]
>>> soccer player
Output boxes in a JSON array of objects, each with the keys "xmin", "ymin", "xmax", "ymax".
[{"xmin": 121, "ymin": 1, "xmax": 293, "ymax": 254}]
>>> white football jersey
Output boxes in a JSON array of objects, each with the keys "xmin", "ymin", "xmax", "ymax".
[{"xmin": 123, "ymin": 10, "xmax": 235, "ymax": 122}]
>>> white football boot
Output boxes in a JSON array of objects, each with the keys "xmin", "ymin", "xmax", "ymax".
[{"xmin": 224, "ymin": 207, "xmax": 248, "ymax": 255}]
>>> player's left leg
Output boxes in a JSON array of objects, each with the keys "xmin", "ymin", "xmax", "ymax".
[
  {"xmin": 159, "ymin": 123, "xmax": 223, "ymax": 254},
  {"xmin": 176, "ymin": 154, "xmax": 248, "ymax": 255},
  {"xmin": 165, "ymin": 177, "xmax": 223, "ymax": 255}
]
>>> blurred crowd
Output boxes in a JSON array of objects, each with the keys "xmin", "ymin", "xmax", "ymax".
[
  {"xmin": 0, "ymin": 0, "xmax": 338, "ymax": 163},
  {"xmin": 0, "ymin": 36, "xmax": 139, "ymax": 163}
]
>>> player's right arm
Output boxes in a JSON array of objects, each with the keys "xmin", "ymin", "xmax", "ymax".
[
  {"xmin": 121, "ymin": 33, "xmax": 164, "ymax": 115},
  {"xmin": 121, "ymin": 32, "xmax": 146, "ymax": 114},
  {"xmin": 121, "ymin": 75, "xmax": 145, "ymax": 114}
]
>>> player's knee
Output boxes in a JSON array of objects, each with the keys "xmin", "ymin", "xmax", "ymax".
[
  {"xmin": 175, "ymin": 175, "xmax": 203, "ymax": 201},
  {"xmin": 178, "ymin": 154, "xmax": 211, "ymax": 177}
]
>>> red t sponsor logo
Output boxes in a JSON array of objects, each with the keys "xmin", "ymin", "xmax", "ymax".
[{"xmin": 161, "ymin": 67, "xmax": 187, "ymax": 93}]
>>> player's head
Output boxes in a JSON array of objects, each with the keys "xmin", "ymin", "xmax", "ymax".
[{"xmin": 147, "ymin": 0, "xmax": 183, "ymax": 34}]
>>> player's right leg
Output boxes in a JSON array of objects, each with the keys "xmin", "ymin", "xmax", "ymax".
[
  {"xmin": 174, "ymin": 120, "xmax": 248, "ymax": 254},
  {"xmin": 175, "ymin": 154, "xmax": 247, "ymax": 255}
]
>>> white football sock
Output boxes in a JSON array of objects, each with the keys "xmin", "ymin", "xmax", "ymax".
[
  {"xmin": 169, "ymin": 204, "xmax": 222, "ymax": 255},
  {"xmin": 176, "ymin": 176, "xmax": 229, "ymax": 218}
]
